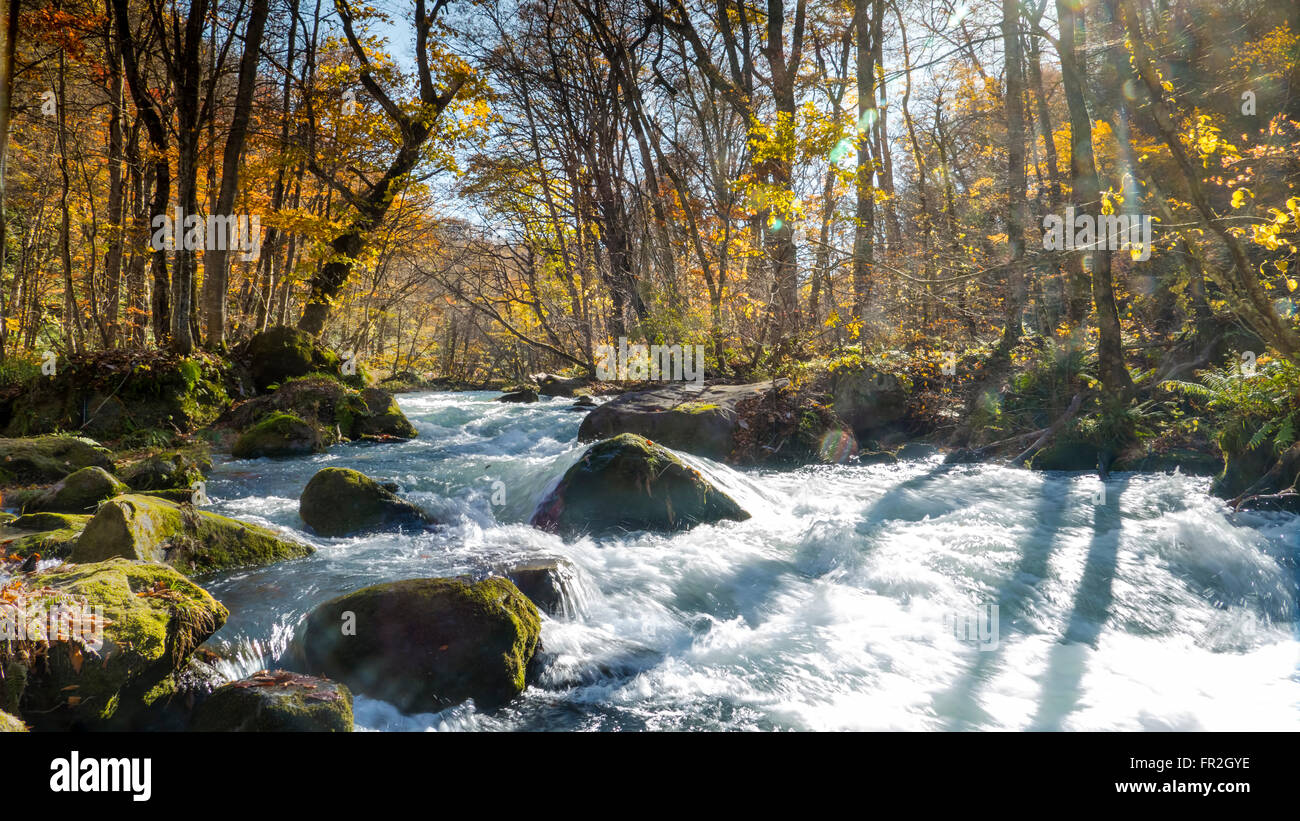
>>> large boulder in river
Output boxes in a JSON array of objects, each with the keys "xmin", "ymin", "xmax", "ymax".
[
  {"xmin": 828, "ymin": 365, "xmax": 909, "ymax": 441},
  {"xmin": 0, "ymin": 435, "xmax": 114, "ymax": 485},
  {"xmin": 531, "ymin": 433, "xmax": 750, "ymax": 536},
  {"xmin": 232, "ymin": 412, "xmax": 322, "ymax": 458},
  {"xmin": 498, "ymin": 388, "xmax": 539, "ymax": 403},
  {"xmin": 353, "ymin": 388, "xmax": 418, "ymax": 439},
  {"xmin": 72, "ymin": 494, "xmax": 314, "ymax": 575},
  {"xmin": 15, "ymin": 466, "xmax": 128, "ymax": 513},
  {"xmin": 535, "ymin": 373, "xmax": 593, "ymax": 398},
  {"xmin": 190, "ymin": 670, "xmax": 353, "ymax": 732},
  {"xmin": 299, "ymin": 467, "xmax": 433, "ymax": 537},
  {"xmin": 246, "ymin": 325, "xmax": 342, "ymax": 391},
  {"xmin": 299, "ymin": 577, "xmax": 541, "ymax": 712},
  {"xmin": 8, "ymin": 558, "xmax": 228, "ymax": 730},
  {"xmin": 497, "ymin": 558, "xmax": 584, "ymax": 618}
]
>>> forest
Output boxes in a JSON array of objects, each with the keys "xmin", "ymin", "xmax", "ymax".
[{"xmin": 0, "ymin": 0, "xmax": 1298, "ymax": 739}]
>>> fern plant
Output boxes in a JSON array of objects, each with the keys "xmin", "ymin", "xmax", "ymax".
[{"xmin": 1162, "ymin": 357, "xmax": 1300, "ymax": 454}]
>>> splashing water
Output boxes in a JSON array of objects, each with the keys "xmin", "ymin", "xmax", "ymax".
[{"xmin": 198, "ymin": 391, "xmax": 1300, "ymax": 731}]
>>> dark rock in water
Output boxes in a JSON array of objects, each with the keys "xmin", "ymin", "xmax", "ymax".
[
  {"xmin": 498, "ymin": 389, "xmax": 539, "ymax": 403},
  {"xmin": 535, "ymin": 373, "xmax": 592, "ymax": 398},
  {"xmin": 17, "ymin": 466, "xmax": 127, "ymax": 513},
  {"xmin": 897, "ymin": 442, "xmax": 940, "ymax": 460},
  {"xmin": 72, "ymin": 494, "xmax": 314, "ymax": 575},
  {"xmin": 858, "ymin": 450, "xmax": 899, "ymax": 465},
  {"xmin": 530, "ymin": 433, "xmax": 750, "ymax": 535},
  {"xmin": 1235, "ymin": 491, "xmax": 1300, "ymax": 513},
  {"xmin": 943, "ymin": 447, "xmax": 982, "ymax": 464},
  {"xmin": 498, "ymin": 558, "xmax": 582, "ymax": 617},
  {"xmin": 0, "ymin": 435, "xmax": 114, "ymax": 484},
  {"xmin": 354, "ymin": 388, "xmax": 418, "ymax": 439},
  {"xmin": 299, "ymin": 577, "xmax": 541, "ymax": 712},
  {"xmin": 1030, "ymin": 440, "xmax": 1109, "ymax": 472},
  {"xmin": 829, "ymin": 366, "xmax": 909, "ymax": 440},
  {"xmin": 191, "ymin": 670, "xmax": 353, "ymax": 732},
  {"xmin": 299, "ymin": 467, "xmax": 434, "ymax": 537},
  {"xmin": 232, "ymin": 411, "xmax": 322, "ymax": 458},
  {"xmin": 13, "ymin": 559, "xmax": 228, "ymax": 730},
  {"xmin": 246, "ymin": 325, "xmax": 342, "ymax": 391},
  {"xmin": 568, "ymin": 395, "xmax": 597, "ymax": 411}
]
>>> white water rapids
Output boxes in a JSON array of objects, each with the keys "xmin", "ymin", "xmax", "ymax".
[{"xmin": 197, "ymin": 390, "xmax": 1300, "ymax": 731}]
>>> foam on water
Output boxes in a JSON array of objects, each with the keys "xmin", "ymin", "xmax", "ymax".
[{"xmin": 196, "ymin": 390, "xmax": 1300, "ymax": 731}]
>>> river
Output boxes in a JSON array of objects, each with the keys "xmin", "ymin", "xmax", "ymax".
[{"xmin": 198, "ymin": 390, "xmax": 1300, "ymax": 731}]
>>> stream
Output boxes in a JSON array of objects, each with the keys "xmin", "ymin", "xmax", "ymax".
[{"xmin": 198, "ymin": 390, "xmax": 1300, "ymax": 731}]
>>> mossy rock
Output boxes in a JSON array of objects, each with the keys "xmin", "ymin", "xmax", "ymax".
[
  {"xmin": 17, "ymin": 466, "xmax": 128, "ymax": 513},
  {"xmin": 0, "ymin": 435, "xmax": 114, "ymax": 485},
  {"xmin": 299, "ymin": 577, "xmax": 541, "ymax": 712},
  {"xmin": 299, "ymin": 467, "xmax": 433, "ymax": 538},
  {"xmin": 0, "ymin": 512, "xmax": 92, "ymax": 559},
  {"xmin": 121, "ymin": 445, "xmax": 211, "ymax": 491},
  {"xmin": 0, "ymin": 710, "xmax": 27, "ymax": 732},
  {"xmin": 190, "ymin": 670, "xmax": 353, "ymax": 732},
  {"xmin": 232, "ymin": 412, "xmax": 322, "ymax": 459},
  {"xmin": 353, "ymin": 388, "xmax": 418, "ymax": 439},
  {"xmin": 6, "ymin": 558, "xmax": 228, "ymax": 730},
  {"xmin": 246, "ymin": 326, "xmax": 342, "ymax": 392},
  {"xmin": 72, "ymin": 494, "xmax": 314, "ymax": 576},
  {"xmin": 530, "ymin": 433, "xmax": 750, "ymax": 536}
]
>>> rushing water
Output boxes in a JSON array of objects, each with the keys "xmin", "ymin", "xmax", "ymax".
[{"xmin": 197, "ymin": 390, "xmax": 1300, "ymax": 731}]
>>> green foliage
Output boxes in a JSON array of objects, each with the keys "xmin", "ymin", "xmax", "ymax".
[{"xmin": 1162, "ymin": 357, "xmax": 1300, "ymax": 454}]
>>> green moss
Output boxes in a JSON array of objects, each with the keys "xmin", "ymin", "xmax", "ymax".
[
  {"xmin": 191, "ymin": 671, "xmax": 353, "ymax": 732},
  {"xmin": 0, "ymin": 513, "xmax": 91, "ymax": 558},
  {"xmin": 299, "ymin": 467, "xmax": 432, "ymax": 537},
  {"xmin": 0, "ymin": 435, "xmax": 115, "ymax": 485},
  {"xmin": 247, "ymin": 326, "xmax": 342, "ymax": 391},
  {"xmin": 232, "ymin": 412, "xmax": 322, "ymax": 459},
  {"xmin": 0, "ymin": 709, "xmax": 27, "ymax": 731},
  {"xmin": 5, "ymin": 559, "xmax": 227, "ymax": 730},
  {"xmin": 301, "ymin": 577, "xmax": 540, "ymax": 711},
  {"xmin": 677, "ymin": 402, "xmax": 720, "ymax": 414},
  {"xmin": 73, "ymin": 494, "xmax": 314, "ymax": 576}
]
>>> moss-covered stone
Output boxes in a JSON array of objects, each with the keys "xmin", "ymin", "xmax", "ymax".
[
  {"xmin": 0, "ymin": 709, "xmax": 27, "ymax": 731},
  {"xmin": 498, "ymin": 389, "xmax": 539, "ymax": 403},
  {"xmin": 232, "ymin": 412, "xmax": 321, "ymax": 459},
  {"xmin": 354, "ymin": 388, "xmax": 418, "ymax": 439},
  {"xmin": 121, "ymin": 445, "xmax": 211, "ymax": 491},
  {"xmin": 299, "ymin": 467, "xmax": 433, "ymax": 537},
  {"xmin": 0, "ymin": 435, "xmax": 114, "ymax": 485},
  {"xmin": 0, "ymin": 512, "xmax": 92, "ymax": 559},
  {"xmin": 299, "ymin": 577, "xmax": 540, "ymax": 712},
  {"xmin": 17, "ymin": 466, "xmax": 128, "ymax": 513},
  {"xmin": 246, "ymin": 326, "xmax": 342, "ymax": 392},
  {"xmin": 4, "ymin": 558, "xmax": 228, "ymax": 730},
  {"xmin": 72, "ymin": 494, "xmax": 314, "ymax": 576},
  {"xmin": 530, "ymin": 433, "xmax": 750, "ymax": 536},
  {"xmin": 190, "ymin": 670, "xmax": 353, "ymax": 732}
]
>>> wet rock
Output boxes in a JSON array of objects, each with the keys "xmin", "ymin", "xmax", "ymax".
[
  {"xmin": 897, "ymin": 442, "xmax": 940, "ymax": 460},
  {"xmin": 530, "ymin": 433, "xmax": 750, "ymax": 535},
  {"xmin": 353, "ymin": 388, "xmax": 418, "ymax": 439},
  {"xmin": 0, "ymin": 435, "xmax": 114, "ymax": 485},
  {"xmin": 121, "ymin": 446, "xmax": 211, "ymax": 491},
  {"xmin": 190, "ymin": 670, "xmax": 353, "ymax": 732},
  {"xmin": 498, "ymin": 389, "xmax": 539, "ymax": 403},
  {"xmin": 246, "ymin": 325, "xmax": 342, "ymax": 392},
  {"xmin": 232, "ymin": 412, "xmax": 322, "ymax": 458},
  {"xmin": 498, "ymin": 558, "xmax": 582, "ymax": 617},
  {"xmin": 299, "ymin": 577, "xmax": 541, "ymax": 712},
  {"xmin": 299, "ymin": 467, "xmax": 434, "ymax": 537},
  {"xmin": 72, "ymin": 494, "xmax": 314, "ymax": 575},
  {"xmin": 8, "ymin": 558, "xmax": 228, "ymax": 730}
]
